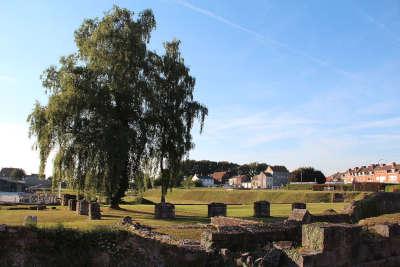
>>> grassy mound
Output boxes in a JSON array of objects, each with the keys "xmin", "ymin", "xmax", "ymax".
[{"xmin": 143, "ymin": 188, "xmax": 365, "ymax": 204}]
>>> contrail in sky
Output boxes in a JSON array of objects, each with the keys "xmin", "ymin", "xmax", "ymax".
[
  {"xmin": 174, "ymin": 0, "xmax": 356, "ymax": 79},
  {"xmin": 358, "ymin": 8, "xmax": 400, "ymax": 45}
]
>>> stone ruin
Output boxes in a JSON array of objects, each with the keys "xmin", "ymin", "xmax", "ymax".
[
  {"xmin": 154, "ymin": 202, "xmax": 175, "ymax": 219},
  {"xmin": 88, "ymin": 202, "xmax": 101, "ymax": 220},
  {"xmin": 208, "ymin": 202, "xmax": 227, "ymax": 217},
  {"xmin": 61, "ymin": 194, "xmax": 76, "ymax": 206},
  {"xmin": 68, "ymin": 199, "xmax": 77, "ymax": 211},
  {"xmin": 254, "ymin": 201, "xmax": 270, "ymax": 218},
  {"xmin": 76, "ymin": 199, "xmax": 89, "ymax": 215}
]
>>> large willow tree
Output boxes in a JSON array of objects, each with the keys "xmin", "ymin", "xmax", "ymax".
[{"xmin": 28, "ymin": 6, "xmax": 207, "ymax": 208}]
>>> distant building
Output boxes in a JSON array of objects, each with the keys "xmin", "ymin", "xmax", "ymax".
[
  {"xmin": 251, "ymin": 165, "xmax": 290, "ymax": 189},
  {"xmin": 325, "ymin": 172, "xmax": 345, "ymax": 183},
  {"xmin": 0, "ymin": 177, "xmax": 26, "ymax": 192},
  {"xmin": 228, "ymin": 175, "xmax": 250, "ymax": 188},
  {"xmin": 343, "ymin": 162, "xmax": 400, "ymax": 184},
  {"xmin": 241, "ymin": 181, "xmax": 252, "ymax": 189},
  {"xmin": 210, "ymin": 171, "xmax": 233, "ymax": 184},
  {"xmin": 192, "ymin": 174, "xmax": 214, "ymax": 187},
  {"xmin": 23, "ymin": 174, "xmax": 52, "ymax": 189}
]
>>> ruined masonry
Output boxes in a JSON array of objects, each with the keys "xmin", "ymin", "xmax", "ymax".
[
  {"xmin": 208, "ymin": 202, "xmax": 227, "ymax": 217},
  {"xmin": 88, "ymin": 202, "xmax": 101, "ymax": 220},
  {"xmin": 68, "ymin": 199, "xmax": 77, "ymax": 211},
  {"xmin": 76, "ymin": 199, "xmax": 89, "ymax": 215},
  {"xmin": 253, "ymin": 200, "xmax": 270, "ymax": 217},
  {"xmin": 154, "ymin": 202, "xmax": 175, "ymax": 219}
]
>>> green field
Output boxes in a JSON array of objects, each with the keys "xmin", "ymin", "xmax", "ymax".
[
  {"xmin": 0, "ymin": 202, "xmax": 347, "ymax": 240},
  {"xmin": 142, "ymin": 188, "xmax": 367, "ymax": 204}
]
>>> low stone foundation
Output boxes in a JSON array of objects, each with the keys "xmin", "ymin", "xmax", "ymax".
[
  {"xmin": 292, "ymin": 202, "xmax": 307, "ymax": 210},
  {"xmin": 154, "ymin": 203, "xmax": 175, "ymax": 219},
  {"xmin": 345, "ymin": 192, "xmax": 400, "ymax": 222},
  {"xmin": 207, "ymin": 202, "xmax": 227, "ymax": 217},
  {"xmin": 201, "ymin": 217, "xmax": 301, "ymax": 252},
  {"xmin": 68, "ymin": 199, "xmax": 77, "ymax": 211},
  {"xmin": 253, "ymin": 201, "xmax": 270, "ymax": 217},
  {"xmin": 76, "ymin": 200, "xmax": 89, "ymax": 216},
  {"xmin": 283, "ymin": 222, "xmax": 400, "ymax": 267},
  {"xmin": 88, "ymin": 202, "xmax": 101, "ymax": 220},
  {"xmin": 287, "ymin": 209, "xmax": 351, "ymax": 224}
]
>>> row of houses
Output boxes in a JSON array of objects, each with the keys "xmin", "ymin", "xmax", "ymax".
[
  {"xmin": 326, "ymin": 162, "xmax": 400, "ymax": 184},
  {"xmin": 191, "ymin": 165, "xmax": 290, "ymax": 189}
]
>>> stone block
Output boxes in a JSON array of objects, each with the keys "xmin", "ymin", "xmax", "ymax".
[
  {"xmin": 254, "ymin": 201, "xmax": 270, "ymax": 217},
  {"xmin": 292, "ymin": 202, "xmax": 306, "ymax": 210},
  {"xmin": 76, "ymin": 199, "xmax": 89, "ymax": 215},
  {"xmin": 370, "ymin": 223, "xmax": 400, "ymax": 238},
  {"xmin": 302, "ymin": 223, "xmax": 362, "ymax": 252},
  {"xmin": 208, "ymin": 202, "xmax": 227, "ymax": 217},
  {"xmin": 62, "ymin": 194, "xmax": 76, "ymax": 206},
  {"xmin": 154, "ymin": 203, "xmax": 175, "ymax": 219},
  {"xmin": 333, "ymin": 193, "xmax": 345, "ymax": 202},
  {"xmin": 287, "ymin": 209, "xmax": 312, "ymax": 223},
  {"xmin": 88, "ymin": 202, "xmax": 101, "ymax": 220},
  {"xmin": 68, "ymin": 199, "xmax": 77, "ymax": 211}
]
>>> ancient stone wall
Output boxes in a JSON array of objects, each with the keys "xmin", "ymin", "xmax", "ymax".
[
  {"xmin": 88, "ymin": 202, "xmax": 101, "ymax": 220},
  {"xmin": 253, "ymin": 201, "xmax": 270, "ymax": 217},
  {"xmin": 154, "ymin": 202, "xmax": 175, "ymax": 219},
  {"xmin": 207, "ymin": 202, "xmax": 227, "ymax": 217},
  {"xmin": 68, "ymin": 199, "xmax": 77, "ymax": 211},
  {"xmin": 345, "ymin": 192, "xmax": 400, "ymax": 222},
  {"xmin": 201, "ymin": 217, "xmax": 301, "ymax": 252},
  {"xmin": 76, "ymin": 199, "xmax": 89, "ymax": 215},
  {"xmin": 61, "ymin": 194, "xmax": 76, "ymax": 206},
  {"xmin": 283, "ymin": 222, "xmax": 400, "ymax": 267},
  {"xmin": 0, "ymin": 225, "xmax": 223, "ymax": 267}
]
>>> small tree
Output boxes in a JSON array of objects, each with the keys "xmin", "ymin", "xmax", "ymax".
[
  {"xmin": 146, "ymin": 40, "xmax": 208, "ymax": 203},
  {"xmin": 290, "ymin": 167, "xmax": 326, "ymax": 184}
]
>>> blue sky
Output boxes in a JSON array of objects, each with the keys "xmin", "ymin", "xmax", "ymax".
[{"xmin": 1, "ymin": 0, "xmax": 400, "ymax": 176}]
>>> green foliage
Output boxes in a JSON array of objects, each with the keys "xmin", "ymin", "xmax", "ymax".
[
  {"xmin": 0, "ymin": 168, "xmax": 26, "ymax": 180},
  {"xmin": 182, "ymin": 176, "xmax": 195, "ymax": 189},
  {"xmin": 180, "ymin": 160, "xmax": 268, "ymax": 177},
  {"xmin": 145, "ymin": 40, "xmax": 208, "ymax": 203},
  {"xmin": 290, "ymin": 167, "xmax": 326, "ymax": 184},
  {"xmin": 27, "ymin": 6, "xmax": 207, "ymax": 208}
]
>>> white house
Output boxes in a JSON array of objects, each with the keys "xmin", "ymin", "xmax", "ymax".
[
  {"xmin": 251, "ymin": 165, "xmax": 290, "ymax": 189},
  {"xmin": 192, "ymin": 174, "xmax": 214, "ymax": 187}
]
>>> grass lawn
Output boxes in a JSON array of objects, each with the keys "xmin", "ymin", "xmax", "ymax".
[
  {"xmin": 141, "ymin": 188, "xmax": 367, "ymax": 204},
  {"xmin": 0, "ymin": 202, "xmax": 347, "ymax": 240}
]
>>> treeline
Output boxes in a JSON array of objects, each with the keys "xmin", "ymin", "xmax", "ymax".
[
  {"xmin": 289, "ymin": 167, "xmax": 326, "ymax": 184},
  {"xmin": 180, "ymin": 160, "xmax": 269, "ymax": 177}
]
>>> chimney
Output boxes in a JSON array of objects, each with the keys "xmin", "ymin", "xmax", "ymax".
[{"xmin": 392, "ymin": 162, "xmax": 396, "ymax": 166}]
